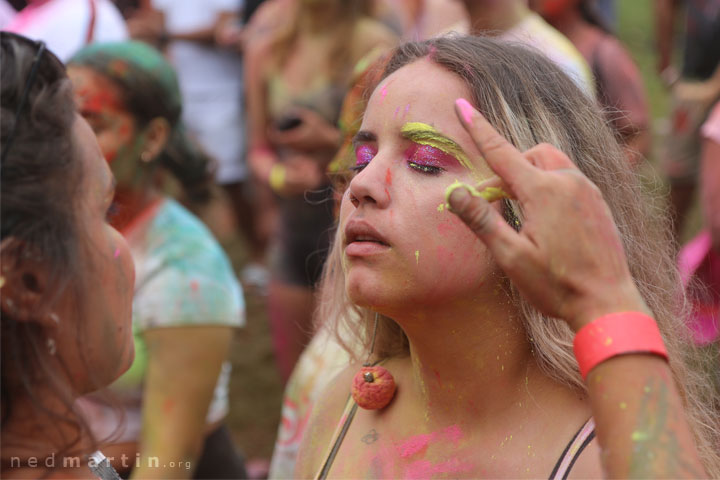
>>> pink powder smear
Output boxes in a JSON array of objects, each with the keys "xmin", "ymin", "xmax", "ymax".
[
  {"xmin": 404, "ymin": 457, "xmax": 473, "ymax": 479},
  {"xmin": 114, "ymin": 248, "xmax": 121, "ymax": 259},
  {"xmin": 395, "ymin": 425, "xmax": 464, "ymax": 459}
]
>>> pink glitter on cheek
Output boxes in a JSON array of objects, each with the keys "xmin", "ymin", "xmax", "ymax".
[
  {"xmin": 355, "ymin": 144, "xmax": 376, "ymax": 166},
  {"xmin": 405, "ymin": 143, "xmax": 458, "ymax": 168}
]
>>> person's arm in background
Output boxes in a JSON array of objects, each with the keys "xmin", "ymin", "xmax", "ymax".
[
  {"xmin": 244, "ymin": 34, "xmax": 278, "ymax": 186},
  {"xmin": 654, "ymin": 0, "xmax": 681, "ymax": 83},
  {"xmin": 700, "ymin": 103, "xmax": 720, "ymax": 250},
  {"xmin": 127, "ymin": 6, "xmax": 237, "ymax": 47},
  {"xmin": 130, "ymin": 326, "xmax": 234, "ymax": 479},
  {"xmin": 447, "ymin": 100, "xmax": 708, "ymax": 478}
]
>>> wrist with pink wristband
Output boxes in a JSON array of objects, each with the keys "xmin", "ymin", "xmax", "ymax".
[{"xmin": 573, "ymin": 311, "xmax": 669, "ymax": 380}]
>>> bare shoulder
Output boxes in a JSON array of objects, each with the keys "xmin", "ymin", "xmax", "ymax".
[
  {"xmin": 294, "ymin": 363, "xmax": 359, "ymax": 479},
  {"xmin": 349, "ymin": 17, "xmax": 398, "ymax": 64}
]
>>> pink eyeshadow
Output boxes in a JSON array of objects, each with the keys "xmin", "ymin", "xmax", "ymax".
[
  {"xmin": 355, "ymin": 144, "xmax": 376, "ymax": 166},
  {"xmin": 405, "ymin": 143, "xmax": 458, "ymax": 168}
]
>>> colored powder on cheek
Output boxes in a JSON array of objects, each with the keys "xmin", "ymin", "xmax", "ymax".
[
  {"xmin": 381, "ymin": 84, "xmax": 389, "ymax": 100},
  {"xmin": 394, "ymin": 106, "xmax": 401, "ymax": 118},
  {"xmin": 436, "ymin": 221, "xmax": 455, "ymax": 237},
  {"xmin": 83, "ymin": 89, "xmax": 123, "ymax": 114},
  {"xmin": 114, "ymin": 248, "xmax": 121, "ymax": 258},
  {"xmin": 117, "ymin": 122, "xmax": 131, "ymax": 138},
  {"xmin": 415, "ymin": 250, "xmax": 420, "ymax": 265},
  {"xmin": 385, "ymin": 168, "xmax": 392, "ymax": 185}
]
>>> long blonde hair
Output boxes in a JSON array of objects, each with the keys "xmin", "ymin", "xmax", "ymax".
[
  {"xmin": 316, "ymin": 35, "xmax": 720, "ymax": 474},
  {"xmin": 267, "ymin": 0, "xmax": 368, "ymax": 84}
]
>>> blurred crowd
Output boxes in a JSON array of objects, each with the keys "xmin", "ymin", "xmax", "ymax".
[{"xmin": 1, "ymin": 0, "xmax": 718, "ymax": 479}]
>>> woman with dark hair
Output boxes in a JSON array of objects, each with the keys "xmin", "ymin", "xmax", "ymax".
[
  {"xmin": 67, "ymin": 41, "xmax": 246, "ymax": 479},
  {"xmin": 295, "ymin": 35, "xmax": 720, "ymax": 478},
  {"xmin": 1, "ymin": 31, "xmax": 135, "ymax": 478}
]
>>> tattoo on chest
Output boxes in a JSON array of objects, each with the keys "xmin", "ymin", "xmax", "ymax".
[{"xmin": 361, "ymin": 429, "xmax": 379, "ymax": 444}]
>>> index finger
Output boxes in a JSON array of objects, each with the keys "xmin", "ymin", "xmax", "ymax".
[{"xmin": 455, "ymin": 98, "xmax": 538, "ymax": 199}]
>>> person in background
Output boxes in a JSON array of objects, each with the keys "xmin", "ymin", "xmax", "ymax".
[
  {"xmin": 127, "ymin": 0, "xmax": 264, "ymax": 284},
  {"xmin": 459, "ymin": 0, "xmax": 595, "ymax": 96},
  {"xmin": 1, "ymin": 31, "xmax": 135, "ymax": 478},
  {"xmin": 532, "ymin": 0, "xmax": 651, "ymax": 166},
  {"xmin": 370, "ymin": 0, "xmax": 469, "ymax": 41},
  {"xmin": 655, "ymin": 0, "xmax": 720, "ymax": 239},
  {"xmin": 68, "ymin": 41, "xmax": 246, "ymax": 480},
  {"xmin": 0, "ymin": 0, "xmax": 16, "ymax": 28},
  {"xmin": 594, "ymin": 0, "xmax": 615, "ymax": 29},
  {"xmin": 245, "ymin": 0, "xmax": 397, "ymax": 382},
  {"xmin": 677, "ymin": 99, "xmax": 720, "ymax": 392},
  {"xmin": 4, "ymin": 0, "xmax": 127, "ymax": 61}
]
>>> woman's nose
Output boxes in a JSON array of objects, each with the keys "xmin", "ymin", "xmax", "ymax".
[{"xmin": 347, "ymin": 154, "xmax": 392, "ymax": 208}]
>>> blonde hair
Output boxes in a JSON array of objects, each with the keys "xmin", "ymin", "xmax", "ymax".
[
  {"xmin": 316, "ymin": 36, "xmax": 720, "ymax": 474},
  {"xmin": 267, "ymin": 0, "xmax": 368, "ymax": 84}
]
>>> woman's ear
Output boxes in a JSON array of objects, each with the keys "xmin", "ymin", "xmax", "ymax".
[
  {"xmin": 141, "ymin": 117, "xmax": 171, "ymax": 162},
  {"xmin": 0, "ymin": 237, "xmax": 55, "ymax": 326}
]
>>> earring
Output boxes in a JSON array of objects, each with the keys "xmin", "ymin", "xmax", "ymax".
[
  {"xmin": 351, "ymin": 312, "xmax": 397, "ymax": 410},
  {"xmin": 46, "ymin": 337, "xmax": 56, "ymax": 356},
  {"xmin": 140, "ymin": 151, "xmax": 152, "ymax": 163}
]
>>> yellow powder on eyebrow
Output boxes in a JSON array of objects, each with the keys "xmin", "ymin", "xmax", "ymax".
[{"xmin": 401, "ymin": 122, "xmax": 475, "ymax": 172}]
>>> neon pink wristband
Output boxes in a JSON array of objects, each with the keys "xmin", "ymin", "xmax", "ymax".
[{"xmin": 573, "ymin": 312, "xmax": 668, "ymax": 380}]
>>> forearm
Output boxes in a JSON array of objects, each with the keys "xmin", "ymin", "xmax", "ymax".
[
  {"xmin": 586, "ymin": 354, "xmax": 707, "ymax": 477},
  {"xmin": 654, "ymin": 0, "xmax": 677, "ymax": 72},
  {"xmin": 132, "ymin": 327, "xmax": 234, "ymax": 478},
  {"xmin": 700, "ymin": 140, "xmax": 720, "ymax": 246},
  {"xmin": 168, "ymin": 28, "xmax": 217, "ymax": 44}
]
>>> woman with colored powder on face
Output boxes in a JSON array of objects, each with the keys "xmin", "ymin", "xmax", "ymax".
[
  {"xmin": 293, "ymin": 36, "xmax": 720, "ymax": 478},
  {"xmin": 66, "ymin": 42, "xmax": 247, "ymax": 479},
  {"xmin": 244, "ymin": 0, "xmax": 397, "ymax": 382},
  {"xmin": 1, "ymin": 32, "xmax": 135, "ymax": 478}
]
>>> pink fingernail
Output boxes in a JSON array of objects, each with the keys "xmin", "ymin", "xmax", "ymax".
[{"xmin": 456, "ymin": 98, "xmax": 474, "ymax": 124}]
